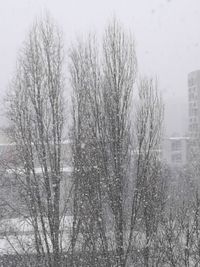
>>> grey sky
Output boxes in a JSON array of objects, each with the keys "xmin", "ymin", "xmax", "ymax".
[{"xmin": 0, "ymin": 0, "xmax": 200, "ymax": 135}]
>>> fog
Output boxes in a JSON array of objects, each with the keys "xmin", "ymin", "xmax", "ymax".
[
  {"xmin": 0, "ymin": 0, "xmax": 199, "ymax": 136},
  {"xmin": 1, "ymin": 2, "xmax": 200, "ymax": 265}
]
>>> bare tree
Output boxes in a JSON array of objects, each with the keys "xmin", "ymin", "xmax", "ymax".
[
  {"xmin": 69, "ymin": 36, "xmax": 110, "ymax": 266},
  {"xmin": 6, "ymin": 16, "xmax": 65, "ymax": 267},
  {"xmin": 100, "ymin": 19, "xmax": 137, "ymax": 267},
  {"xmin": 70, "ymin": 19, "xmax": 137, "ymax": 267},
  {"xmin": 70, "ymin": 19, "xmax": 166, "ymax": 267},
  {"xmin": 130, "ymin": 78, "xmax": 164, "ymax": 267}
]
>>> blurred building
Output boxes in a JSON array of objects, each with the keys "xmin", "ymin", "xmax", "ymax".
[
  {"xmin": 188, "ymin": 70, "xmax": 200, "ymax": 138},
  {"xmin": 162, "ymin": 136, "xmax": 189, "ymax": 167},
  {"xmin": 0, "ymin": 131, "xmax": 72, "ymax": 217},
  {"xmin": 187, "ymin": 70, "xmax": 200, "ymax": 161}
]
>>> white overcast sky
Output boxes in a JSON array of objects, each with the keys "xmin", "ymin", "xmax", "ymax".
[{"xmin": 0, "ymin": 0, "xmax": 200, "ymax": 135}]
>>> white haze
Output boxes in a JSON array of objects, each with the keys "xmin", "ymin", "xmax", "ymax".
[{"xmin": 0, "ymin": 0, "xmax": 199, "ymax": 136}]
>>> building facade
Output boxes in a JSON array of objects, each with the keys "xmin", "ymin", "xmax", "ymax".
[
  {"xmin": 187, "ymin": 70, "xmax": 200, "ymax": 161},
  {"xmin": 188, "ymin": 70, "xmax": 200, "ymax": 139},
  {"xmin": 162, "ymin": 136, "xmax": 189, "ymax": 167}
]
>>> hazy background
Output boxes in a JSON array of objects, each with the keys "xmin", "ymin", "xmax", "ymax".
[{"xmin": 0, "ymin": 0, "xmax": 199, "ymax": 136}]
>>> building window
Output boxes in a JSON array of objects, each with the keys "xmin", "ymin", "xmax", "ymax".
[
  {"xmin": 189, "ymin": 108, "xmax": 198, "ymax": 116},
  {"xmin": 189, "ymin": 92, "xmax": 195, "ymax": 101},
  {"xmin": 171, "ymin": 153, "xmax": 182, "ymax": 163},
  {"xmin": 171, "ymin": 140, "xmax": 181, "ymax": 151},
  {"xmin": 189, "ymin": 123, "xmax": 198, "ymax": 132},
  {"xmin": 188, "ymin": 77, "xmax": 194, "ymax": 86}
]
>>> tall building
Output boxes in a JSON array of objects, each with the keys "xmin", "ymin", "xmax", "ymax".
[
  {"xmin": 187, "ymin": 70, "xmax": 200, "ymax": 161},
  {"xmin": 188, "ymin": 70, "xmax": 200, "ymax": 139}
]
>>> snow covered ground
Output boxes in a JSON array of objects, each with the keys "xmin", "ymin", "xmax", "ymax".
[{"xmin": 0, "ymin": 216, "xmax": 73, "ymax": 255}]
